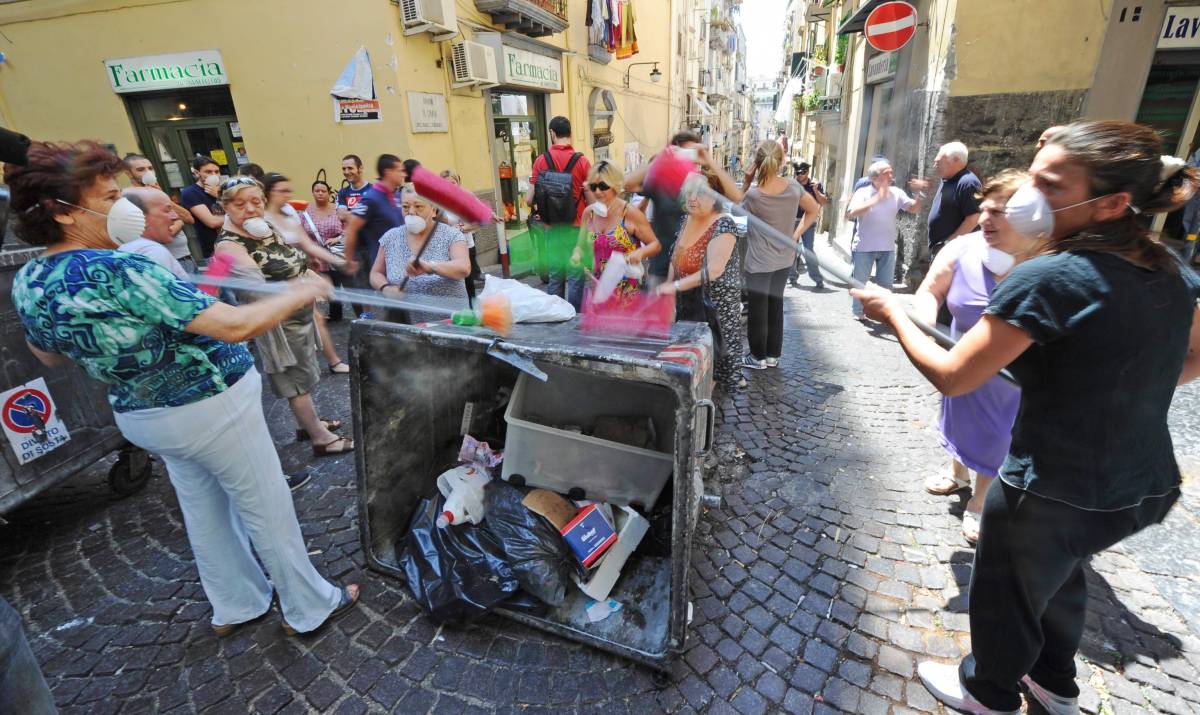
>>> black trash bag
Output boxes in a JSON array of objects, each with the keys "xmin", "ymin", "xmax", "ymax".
[
  {"xmin": 482, "ymin": 482, "xmax": 581, "ymax": 607},
  {"xmin": 398, "ymin": 495, "xmax": 520, "ymax": 624}
]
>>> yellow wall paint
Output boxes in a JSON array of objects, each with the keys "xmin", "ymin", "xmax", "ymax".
[
  {"xmin": 950, "ymin": 0, "xmax": 1110, "ymax": 96},
  {"xmin": 0, "ymin": 0, "xmax": 676, "ymax": 197}
]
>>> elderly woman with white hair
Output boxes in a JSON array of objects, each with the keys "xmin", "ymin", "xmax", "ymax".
[
  {"xmin": 369, "ymin": 187, "xmax": 472, "ymax": 323},
  {"xmin": 846, "ymin": 160, "xmax": 925, "ymax": 320}
]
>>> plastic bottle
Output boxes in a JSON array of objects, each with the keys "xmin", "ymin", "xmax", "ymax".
[{"xmin": 435, "ymin": 464, "xmax": 491, "ymax": 527}]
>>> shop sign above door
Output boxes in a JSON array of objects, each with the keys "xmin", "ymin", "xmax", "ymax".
[
  {"xmin": 105, "ymin": 50, "xmax": 228, "ymax": 94},
  {"xmin": 502, "ymin": 46, "xmax": 562, "ymax": 91},
  {"xmin": 1159, "ymin": 6, "xmax": 1200, "ymax": 49}
]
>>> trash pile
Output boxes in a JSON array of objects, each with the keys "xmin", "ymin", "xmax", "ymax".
[{"xmin": 397, "ymin": 380, "xmax": 657, "ymax": 625}]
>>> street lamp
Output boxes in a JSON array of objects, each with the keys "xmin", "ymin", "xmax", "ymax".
[{"xmin": 623, "ymin": 62, "xmax": 662, "ymax": 88}]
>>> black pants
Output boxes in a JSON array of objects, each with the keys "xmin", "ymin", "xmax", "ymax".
[
  {"xmin": 745, "ymin": 267, "xmax": 789, "ymax": 360},
  {"xmin": 325, "ymin": 268, "xmax": 347, "ymax": 322},
  {"xmin": 465, "ymin": 244, "xmax": 481, "ymax": 307},
  {"xmin": 961, "ymin": 480, "xmax": 1178, "ymax": 711}
]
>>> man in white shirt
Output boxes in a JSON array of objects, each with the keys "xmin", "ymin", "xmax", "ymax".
[
  {"xmin": 111, "ymin": 188, "xmax": 190, "ymax": 280},
  {"xmin": 845, "ymin": 160, "xmax": 925, "ymax": 320},
  {"xmin": 123, "ymin": 153, "xmax": 198, "ymax": 273}
]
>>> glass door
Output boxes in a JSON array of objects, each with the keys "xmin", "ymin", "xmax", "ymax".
[{"xmin": 175, "ymin": 122, "xmax": 239, "ymax": 181}]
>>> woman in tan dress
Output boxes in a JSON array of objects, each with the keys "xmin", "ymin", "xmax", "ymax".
[{"xmin": 213, "ymin": 177, "xmax": 353, "ymax": 456}]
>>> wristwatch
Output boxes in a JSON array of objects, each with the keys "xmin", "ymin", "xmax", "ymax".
[{"xmin": 674, "ymin": 279, "xmax": 681, "ymax": 292}]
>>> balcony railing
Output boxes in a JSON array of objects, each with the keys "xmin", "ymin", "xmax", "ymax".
[{"xmin": 476, "ymin": 0, "xmax": 568, "ymax": 37}]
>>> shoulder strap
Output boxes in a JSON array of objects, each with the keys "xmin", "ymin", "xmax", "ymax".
[
  {"xmin": 542, "ymin": 151, "xmax": 556, "ymax": 172},
  {"xmin": 563, "ymin": 152, "xmax": 583, "ymax": 173}
]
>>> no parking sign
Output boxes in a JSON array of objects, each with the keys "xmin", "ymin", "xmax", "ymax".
[{"xmin": 1, "ymin": 377, "xmax": 71, "ymax": 465}]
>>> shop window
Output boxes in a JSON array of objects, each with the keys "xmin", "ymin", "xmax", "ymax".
[{"xmin": 136, "ymin": 89, "xmax": 236, "ymax": 122}]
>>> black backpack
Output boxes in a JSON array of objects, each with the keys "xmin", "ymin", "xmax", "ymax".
[{"xmin": 532, "ymin": 151, "xmax": 582, "ymax": 225}]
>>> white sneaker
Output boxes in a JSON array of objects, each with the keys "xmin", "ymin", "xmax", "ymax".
[
  {"xmin": 742, "ymin": 355, "xmax": 767, "ymax": 370},
  {"xmin": 1021, "ymin": 675, "xmax": 1080, "ymax": 715},
  {"xmin": 917, "ymin": 662, "xmax": 1020, "ymax": 715},
  {"xmin": 765, "ymin": 357, "xmax": 779, "ymax": 368}
]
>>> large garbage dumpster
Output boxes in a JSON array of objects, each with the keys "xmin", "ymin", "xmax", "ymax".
[
  {"xmin": 350, "ymin": 318, "xmax": 714, "ymax": 671},
  {"xmin": 0, "ymin": 246, "xmax": 153, "ymax": 517}
]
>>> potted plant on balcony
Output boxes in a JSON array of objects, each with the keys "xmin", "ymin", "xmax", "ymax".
[{"xmin": 835, "ymin": 35, "xmax": 848, "ymax": 73}]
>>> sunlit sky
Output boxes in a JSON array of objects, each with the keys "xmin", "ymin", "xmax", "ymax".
[{"xmin": 740, "ymin": 0, "xmax": 787, "ymax": 80}]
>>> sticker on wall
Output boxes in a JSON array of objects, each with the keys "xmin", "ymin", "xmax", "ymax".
[
  {"xmin": 210, "ymin": 149, "xmax": 228, "ymax": 166},
  {"xmin": 1, "ymin": 378, "xmax": 71, "ymax": 465},
  {"xmin": 334, "ymin": 99, "xmax": 382, "ymax": 124}
]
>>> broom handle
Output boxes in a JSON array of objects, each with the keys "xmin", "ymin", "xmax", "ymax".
[
  {"xmin": 698, "ymin": 185, "xmax": 1019, "ymax": 386},
  {"xmin": 192, "ymin": 273, "xmax": 462, "ymax": 316}
]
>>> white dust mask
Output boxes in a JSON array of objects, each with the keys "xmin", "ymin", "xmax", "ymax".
[
  {"xmin": 982, "ymin": 246, "xmax": 1015, "ymax": 275},
  {"xmin": 1005, "ymin": 182, "xmax": 1112, "ymax": 239},
  {"xmin": 589, "ymin": 201, "xmax": 609, "ymax": 218},
  {"xmin": 106, "ymin": 198, "xmax": 146, "ymax": 245},
  {"xmin": 404, "ymin": 214, "xmax": 427, "ymax": 234},
  {"xmin": 242, "ymin": 217, "xmax": 274, "ymax": 238}
]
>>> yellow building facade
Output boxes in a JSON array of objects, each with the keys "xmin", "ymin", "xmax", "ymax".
[{"xmin": 0, "ymin": 0, "xmax": 680, "ymax": 264}]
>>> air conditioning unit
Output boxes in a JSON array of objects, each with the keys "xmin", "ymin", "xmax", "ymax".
[
  {"xmin": 451, "ymin": 40, "xmax": 499, "ymax": 87},
  {"xmin": 399, "ymin": 0, "xmax": 458, "ymax": 41}
]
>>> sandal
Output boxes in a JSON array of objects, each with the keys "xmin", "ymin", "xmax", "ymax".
[
  {"xmin": 329, "ymin": 361, "xmax": 350, "ymax": 375},
  {"xmin": 962, "ymin": 511, "xmax": 982, "ymax": 545},
  {"xmin": 282, "ymin": 584, "xmax": 360, "ymax": 636},
  {"xmin": 924, "ymin": 472, "xmax": 970, "ymax": 495},
  {"xmin": 312, "ymin": 436, "xmax": 354, "ymax": 457},
  {"xmin": 296, "ymin": 419, "xmax": 342, "ymax": 442},
  {"xmin": 212, "ymin": 592, "xmax": 277, "ymax": 637}
]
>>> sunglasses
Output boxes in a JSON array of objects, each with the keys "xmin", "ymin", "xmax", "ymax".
[
  {"xmin": 588, "ymin": 182, "xmax": 612, "ymax": 192},
  {"xmin": 220, "ymin": 176, "xmax": 260, "ymax": 191}
]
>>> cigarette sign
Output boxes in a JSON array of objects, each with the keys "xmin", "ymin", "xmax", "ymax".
[{"xmin": 1, "ymin": 378, "xmax": 71, "ymax": 465}]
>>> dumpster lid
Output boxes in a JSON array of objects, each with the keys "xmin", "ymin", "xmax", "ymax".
[{"xmin": 359, "ymin": 318, "xmax": 712, "ymax": 371}]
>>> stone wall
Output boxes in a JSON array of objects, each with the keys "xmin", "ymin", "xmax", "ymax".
[{"xmin": 943, "ymin": 89, "xmax": 1089, "ymax": 179}]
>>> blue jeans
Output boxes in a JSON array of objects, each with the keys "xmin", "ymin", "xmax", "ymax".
[
  {"xmin": 850, "ymin": 250, "xmax": 896, "ymax": 316},
  {"xmin": 790, "ymin": 225, "xmax": 823, "ymax": 286},
  {"xmin": 547, "ymin": 269, "xmax": 584, "ymax": 311},
  {"xmin": 0, "ymin": 596, "xmax": 56, "ymax": 715}
]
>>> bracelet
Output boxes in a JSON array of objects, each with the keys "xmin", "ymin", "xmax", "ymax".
[{"xmin": 674, "ymin": 279, "xmax": 681, "ymax": 292}]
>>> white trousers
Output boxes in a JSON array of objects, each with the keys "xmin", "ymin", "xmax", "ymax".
[{"xmin": 115, "ymin": 368, "xmax": 340, "ymax": 632}]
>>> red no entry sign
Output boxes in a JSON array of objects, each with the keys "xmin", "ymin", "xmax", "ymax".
[{"xmin": 865, "ymin": 1, "xmax": 918, "ymax": 53}]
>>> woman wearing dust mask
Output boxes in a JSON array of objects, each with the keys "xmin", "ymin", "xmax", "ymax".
[
  {"xmin": 8, "ymin": 142, "xmax": 359, "ymax": 638},
  {"xmin": 369, "ymin": 188, "xmax": 471, "ymax": 323},
  {"xmin": 912, "ymin": 169, "xmax": 1038, "ymax": 544},
  {"xmin": 854, "ymin": 121, "xmax": 1200, "ymax": 715},
  {"xmin": 214, "ymin": 177, "xmax": 354, "ymax": 457}
]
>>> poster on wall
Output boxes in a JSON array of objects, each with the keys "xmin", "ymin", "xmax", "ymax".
[
  {"xmin": 330, "ymin": 46, "xmax": 381, "ymax": 124},
  {"xmin": 334, "ymin": 98, "xmax": 382, "ymax": 124}
]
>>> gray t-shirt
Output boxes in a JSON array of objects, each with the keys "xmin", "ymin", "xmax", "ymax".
[{"xmin": 742, "ymin": 179, "xmax": 804, "ymax": 273}]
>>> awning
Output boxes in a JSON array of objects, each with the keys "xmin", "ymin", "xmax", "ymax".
[
  {"xmin": 773, "ymin": 76, "xmax": 804, "ymax": 123},
  {"xmin": 837, "ymin": 0, "xmax": 886, "ymax": 35}
]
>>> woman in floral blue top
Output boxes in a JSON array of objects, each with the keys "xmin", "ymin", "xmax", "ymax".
[{"xmin": 7, "ymin": 141, "xmax": 359, "ymax": 636}]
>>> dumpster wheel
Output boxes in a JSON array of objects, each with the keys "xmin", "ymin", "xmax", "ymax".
[{"xmin": 108, "ymin": 449, "xmax": 153, "ymax": 497}]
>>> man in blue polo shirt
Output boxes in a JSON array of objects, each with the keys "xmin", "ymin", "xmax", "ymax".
[
  {"xmin": 343, "ymin": 154, "xmax": 406, "ymax": 285},
  {"xmin": 927, "ymin": 141, "xmax": 981, "ymax": 255},
  {"xmin": 336, "ymin": 154, "xmax": 370, "ymax": 223}
]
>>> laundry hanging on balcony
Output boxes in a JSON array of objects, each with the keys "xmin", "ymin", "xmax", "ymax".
[{"xmin": 587, "ymin": 0, "xmax": 638, "ymax": 58}]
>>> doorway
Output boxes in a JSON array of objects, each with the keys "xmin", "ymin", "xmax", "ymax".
[
  {"xmin": 126, "ymin": 88, "xmax": 247, "ymax": 196},
  {"xmin": 491, "ymin": 91, "xmax": 547, "ymax": 232},
  {"xmin": 1134, "ymin": 51, "xmax": 1200, "ymax": 244}
]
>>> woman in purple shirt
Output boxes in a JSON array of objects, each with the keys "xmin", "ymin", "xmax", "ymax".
[{"xmin": 913, "ymin": 170, "xmax": 1036, "ymax": 543}]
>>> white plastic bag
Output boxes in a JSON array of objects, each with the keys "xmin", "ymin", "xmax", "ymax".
[{"xmin": 480, "ymin": 274, "xmax": 575, "ymax": 323}]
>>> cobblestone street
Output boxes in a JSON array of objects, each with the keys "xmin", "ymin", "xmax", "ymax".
[{"xmin": 2, "ymin": 240, "xmax": 1199, "ymax": 714}]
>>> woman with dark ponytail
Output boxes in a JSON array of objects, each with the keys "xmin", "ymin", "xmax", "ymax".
[{"xmin": 855, "ymin": 120, "xmax": 1200, "ymax": 715}]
